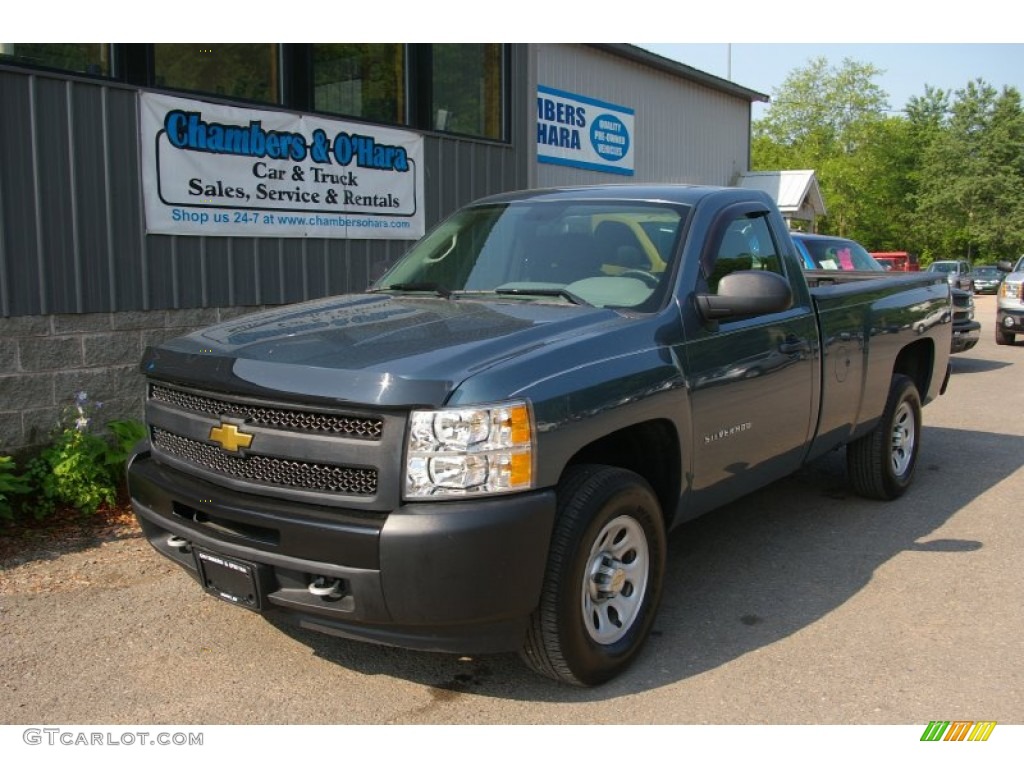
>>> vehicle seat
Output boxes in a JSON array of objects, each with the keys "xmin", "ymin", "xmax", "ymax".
[
  {"xmin": 594, "ymin": 220, "xmax": 648, "ymax": 272},
  {"xmin": 525, "ymin": 233, "xmax": 599, "ymax": 284}
]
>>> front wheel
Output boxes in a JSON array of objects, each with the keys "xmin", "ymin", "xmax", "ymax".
[
  {"xmin": 520, "ymin": 465, "xmax": 666, "ymax": 686},
  {"xmin": 847, "ymin": 374, "xmax": 922, "ymax": 500},
  {"xmin": 995, "ymin": 327, "xmax": 1014, "ymax": 346}
]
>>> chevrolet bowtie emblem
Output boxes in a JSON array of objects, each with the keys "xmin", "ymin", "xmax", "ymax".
[{"xmin": 209, "ymin": 422, "xmax": 254, "ymax": 453}]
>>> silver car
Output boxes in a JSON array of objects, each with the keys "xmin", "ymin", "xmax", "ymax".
[{"xmin": 927, "ymin": 260, "xmax": 974, "ymax": 292}]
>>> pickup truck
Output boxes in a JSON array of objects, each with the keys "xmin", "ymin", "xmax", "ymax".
[
  {"xmin": 996, "ymin": 255, "xmax": 1024, "ymax": 345},
  {"xmin": 795, "ymin": 234, "xmax": 976, "ymax": 354},
  {"xmin": 128, "ymin": 184, "xmax": 952, "ymax": 686}
]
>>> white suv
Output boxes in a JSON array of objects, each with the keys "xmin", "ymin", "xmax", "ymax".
[{"xmin": 996, "ymin": 256, "xmax": 1024, "ymax": 346}]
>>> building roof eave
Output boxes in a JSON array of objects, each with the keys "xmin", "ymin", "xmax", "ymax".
[{"xmin": 589, "ymin": 43, "xmax": 770, "ymax": 104}]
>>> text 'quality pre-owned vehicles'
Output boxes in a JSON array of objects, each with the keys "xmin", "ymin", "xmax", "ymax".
[{"xmin": 128, "ymin": 185, "xmax": 952, "ymax": 686}]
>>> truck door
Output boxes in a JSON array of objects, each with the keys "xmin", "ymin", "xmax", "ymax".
[{"xmin": 682, "ymin": 209, "xmax": 818, "ymax": 514}]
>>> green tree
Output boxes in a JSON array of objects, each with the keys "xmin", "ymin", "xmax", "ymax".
[
  {"xmin": 754, "ymin": 56, "xmax": 890, "ymax": 154},
  {"xmin": 913, "ymin": 80, "xmax": 1024, "ymax": 262},
  {"xmin": 752, "ymin": 57, "xmax": 897, "ymax": 243}
]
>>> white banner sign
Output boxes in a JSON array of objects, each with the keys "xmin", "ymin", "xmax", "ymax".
[
  {"xmin": 140, "ymin": 93, "xmax": 425, "ymax": 239},
  {"xmin": 536, "ymin": 85, "xmax": 634, "ymax": 176}
]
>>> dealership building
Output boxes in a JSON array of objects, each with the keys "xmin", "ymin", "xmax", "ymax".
[{"xmin": 0, "ymin": 43, "xmax": 768, "ymax": 451}]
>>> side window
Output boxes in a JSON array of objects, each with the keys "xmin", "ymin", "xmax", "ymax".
[
  {"xmin": 707, "ymin": 215, "xmax": 783, "ymax": 292},
  {"xmin": 153, "ymin": 44, "xmax": 281, "ymax": 104}
]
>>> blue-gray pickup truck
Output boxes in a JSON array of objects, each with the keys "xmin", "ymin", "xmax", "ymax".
[{"xmin": 128, "ymin": 184, "xmax": 952, "ymax": 685}]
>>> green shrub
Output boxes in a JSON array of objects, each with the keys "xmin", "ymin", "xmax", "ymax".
[
  {"xmin": 0, "ymin": 455, "xmax": 30, "ymax": 521},
  {"xmin": 25, "ymin": 428, "xmax": 116, "ymax": 517},
  {"xmin": 18, "ymin": 391, "xmax": 146, "ymax": 519},
  {"xmin": 105, "ymin": 418, "xmax": 148, "ymax": 478}
]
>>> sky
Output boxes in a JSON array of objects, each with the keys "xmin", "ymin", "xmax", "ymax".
[
  {"xmin": 10, "ymin": 0, "xmax": 1023, "ymax": 122},
  {"xmin": 639, "ymin": 43, "xmax": 1024, "ymax": 119}
]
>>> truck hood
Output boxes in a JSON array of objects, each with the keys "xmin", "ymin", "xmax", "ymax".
[{"xmin": 143, "ymin": 293, "xmax": 628, "ymax": 407}]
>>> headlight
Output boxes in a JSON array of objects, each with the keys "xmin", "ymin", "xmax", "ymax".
[{"xmin": 405, "ymin": 400, "xmax": 534, "ymax": 499}]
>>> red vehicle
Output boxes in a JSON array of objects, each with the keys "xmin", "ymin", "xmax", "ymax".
[{"xmin": 871, "ymin": 251, "xmax": 920, "ymax": 272}]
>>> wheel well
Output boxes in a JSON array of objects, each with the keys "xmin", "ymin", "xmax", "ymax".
[
  {"xmin": 563, "ymin": 419, "xmax": 680, "ymax": 524},
  {"xmin": 893, "ymin": 339, "xmax": 935, "ymax": 397}
]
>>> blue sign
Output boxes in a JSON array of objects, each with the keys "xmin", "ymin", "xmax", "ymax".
[{"xmin": 537, "ymin": 86, "xmax": 635, "ymax": 176}]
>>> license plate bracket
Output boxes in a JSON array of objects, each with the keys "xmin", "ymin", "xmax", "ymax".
[{"xmin": 194, "ymin": 548, "xmax": 264, "ymax": 611}]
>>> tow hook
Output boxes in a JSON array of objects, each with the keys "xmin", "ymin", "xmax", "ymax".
[
  {"xmin": 167, "ymin": 535, "xmax": 191, "ymax": 552},
  {"xmin": 308, "ymin": 576, "xmax": 344, "ymax": 600}
]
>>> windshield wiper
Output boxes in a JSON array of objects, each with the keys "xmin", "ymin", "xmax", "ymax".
[
  {"xmin": 371, "ymin": 282, "xmax": 452, "ymax": 299},
  {"xmin": 494, "ymin": 287, "xmax": 591, "ymax": 306}
]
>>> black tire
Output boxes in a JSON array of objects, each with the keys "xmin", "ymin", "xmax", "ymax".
[
  {"xmin": 847, "ymin": 374, "xmax": 922, "ymax": 500},
  {"xmin": 520, "ymin": 465, "xmax": 666, "ymax": 686},
  {"xmin": 995, "ymin": 328, "xmax": 1014, "ymax": 346}
]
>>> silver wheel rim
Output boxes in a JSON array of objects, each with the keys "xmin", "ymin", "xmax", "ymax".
[
  {"xmin": 890, "ymin": 400, "xmax": 916, "ymax": 477},
  {"xmin": 581, "ymin": 514, "xmax": 650, "ymax": 645}
]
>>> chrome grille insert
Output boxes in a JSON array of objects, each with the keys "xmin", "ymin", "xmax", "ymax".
[
  {"xmin": 150, "ymin": 385, "xmax": 383, "ymax": 440},
  {"xmin": 152, "ymin": 428, "xmax": 378, "ymax": 496}
]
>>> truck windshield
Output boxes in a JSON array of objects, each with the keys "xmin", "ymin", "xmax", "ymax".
[
  {"xmin": 799, "ymin": 237, "xmax": 883, "ymax": 271},
  {"xmin": 373, "ymin": 201, "xmax": 688, "ymax": 311}
]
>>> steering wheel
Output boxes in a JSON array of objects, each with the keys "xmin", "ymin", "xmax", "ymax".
[{"xmin": 619, "ymin": 270, "xmax": 659, "ymax": 288}]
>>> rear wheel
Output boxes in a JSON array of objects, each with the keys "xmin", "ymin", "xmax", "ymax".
[
  {"xmin": 520, "ymin": 465, "xmax": 666, "ymax": 686},
  {"xmin": 847, "ymin": 374, "xmax": 922, "ymax": 500}
]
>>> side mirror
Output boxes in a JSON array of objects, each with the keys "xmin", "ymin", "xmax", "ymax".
[
  {"xmin": 696, "ymin": 270, "xmax": 794, "ymax": 322},
  {"xmin": 997, "ymin": 260, "xmax": 1014, "ymax": 273}
]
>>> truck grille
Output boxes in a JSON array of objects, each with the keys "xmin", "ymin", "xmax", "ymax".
[
  {"xmin": 952, "ymin": 291, "xmax": 973, "ymax": 322},
  {"xmin": 150, "ymin": 384, "xmax": 383, "ymax": 440},
  {"xmin": 152, "ymin": 428, "xmax": 378, "ymax": 496}
]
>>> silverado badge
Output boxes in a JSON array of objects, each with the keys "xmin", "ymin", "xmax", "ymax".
[{"xmin": 209, "ymin": 422, "xmax": 254, "ymax": 453}]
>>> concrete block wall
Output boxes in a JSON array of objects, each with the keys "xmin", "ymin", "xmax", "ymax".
[{"xmin": 0, "ymin": 306, "xmax": 261, "ymax": 454}]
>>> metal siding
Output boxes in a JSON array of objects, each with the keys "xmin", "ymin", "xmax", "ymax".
[
  {"xmin": 202, "ymin": 236, "xmax": 232, "ymax": 306},
  {"xmin": 0, "ymin": 46, "xmax": 529, "ymax": 317},
  {"xmin": 145, "ymin": 235, "xmax": 175, "ymax": 308},
  {"xmin": 173, "ymin": 235, "xmax": 206, "ymax": 308},
  {"xmin": 0, "ymin": 72, "xmax": 40, "ymax": 315},
  {"xmin": 280, "ymin": 239, "xmax": 307, "ymax": 303},
  {"xmin": 229, "ymin": 238, "xmax": 259, "ymax": 306},
  {"xmin": 105, "ymin": 85, "xmax": 147, "ymax": 311},
  {"xmin": 534, "ymin": 45, "xmax": 751, "ymax": 189},
  {"xmin": 71, "ymin": 81, "xmax": 113, "ymax": 313},
  {"xmin": 34, "ymin": 78, "xmax": 77, "ymax": 314}
]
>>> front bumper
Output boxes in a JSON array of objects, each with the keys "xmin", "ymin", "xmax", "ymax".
[
  {"xmin": 996, "ymin": 305, "xmax": 1024, "ymax": 335},
  {"xmin": 128, "ymin": 449, "xmax": 556, "ymax": 654},
  {"xmin": 951, "ymin": 320, "xmax": 981, "ymax": 354}
]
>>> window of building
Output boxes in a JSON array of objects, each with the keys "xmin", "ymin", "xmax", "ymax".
[
  {"xmin": 312, "ymin": 44, "xmax": 404, "ymax": 124},
  {"xmin": 431, "ymin": 44, "xmax": 503, "ymax": 139},
  {"xmin": 0, "ymin": 43, "xmax": 111, "ymax": 76},
  {"xmin": 153, "ymin": 44, "xmax": 280, "ymax": 104},
  {"xmin": 1, "ymin": 43, "xmax": 509, "ymax": 143}
]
